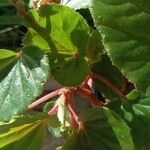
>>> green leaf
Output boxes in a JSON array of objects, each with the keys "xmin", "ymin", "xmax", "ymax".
[
  {"xmin": 126, "ymin": 89, "xmax": 141, "ymax": 101},
  {"xmin": 0, "ymin": 113, "xmax": 49, "ymax": 149},
  {"xmin": 107, "ymin": 97, "xmax": 150, "ymax": 150},
  {"xmin": 62, "ymin": 107, "xmax": 134, "ymax": 150},
  {"xmin": 0, "ymin": 49, "xmax": 17, "ymax": 70},
  {"xmin": 93, "ymin": 55, "xmax": 124, "ymax": 100},
  {"xmin": 25, "ymin": 4, "xmax": 90, "ymax": 86},
  {"xmin": 24, "ymin": 28, "xmax": 49, "ymax": 53},
  {"xmin": 0, "ymin": 47, "xmax": 49, "ymax": 121},
  {"xmin": 44, "ymin": 101, "xmax": 62, "ymax": 138},
  {"xmin": 90, "ymin": 0, "xmax": 150, "ymax": 97},
  {"xmin": 51, "ymin": 56, "xmax": 89, "ymax": 86},
  {"xmin": 1, "ymin": 124, "xmax": 45, "ymax": 150}
]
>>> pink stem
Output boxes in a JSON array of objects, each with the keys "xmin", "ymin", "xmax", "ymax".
[
  {"xmin": 67, "ymin": 103, "xmax": 79, "ymax": 123},
  {"xmin": 48, "ymin": 104, "xmax": 58, "ymax": 116},
  {"xmin": 65, "ymin": 90, "xmax": 80, "ymax": 128},
  {"xmin": 28, "ymin": 88, "xmax": 63, "ymax": 110}
]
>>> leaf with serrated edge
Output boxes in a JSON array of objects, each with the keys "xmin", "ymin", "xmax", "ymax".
[
  {"xmin": 90, "ymin": 0, "xmax": 150, "ymax": 97},
  {"xmin": 107, "ymin": 96, "xmax": 150, "ymax": 150},
  {"xmin": 0, "ymin": 47, "xmax": 49, "ymax": 121},
  {"xmin": 62, "ymin": 107, "xmax": 134, "ymax": 150},
  {"xmin": 93, "ymin": 55, "xmax": 124, "ymax": 100}
]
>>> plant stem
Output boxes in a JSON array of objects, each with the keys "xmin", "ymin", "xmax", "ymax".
[
  {"xmin": 76, "ymin": 87, "xmax": 103, "ymax": 107},
  {"xmin": 91, "ymin": 72, "xmax": 124, "ymax": 97},
  {"xmin": 48, "ymin": 104, "xmax": 58, "ymax": 115},
  {"xmin": 28, "ymin": 88, "xmax": 62, "ymax": 109},
  {"xmin": 66, "ymin": 90, "xmax": 81, "ymax": 128}
]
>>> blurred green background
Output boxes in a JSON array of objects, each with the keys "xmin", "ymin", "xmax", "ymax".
[{"xmin": 0, "ymin": 0, "xmax": 31, "ymax": 50}]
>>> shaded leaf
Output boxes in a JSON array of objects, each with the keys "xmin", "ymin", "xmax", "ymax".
[
  {"xmin": 25, "ymin": 4, "xmax": 90, "ymax": 86},
  {"xmin": 62, "ymin": 107, "xmax": 134, "ymax": 150},
  {"xmin": 1, "ymin": 124, "xmax": 45, "ymax": 150},
  {"xmin": 93, "ymin": 55, "xmax": 124, "ymax": 100},
  {"xmin": 0, "ymin": 113, "xmax": 50, "ymax": 149},
  {"xmin": 87, "ymin": 29, "xmax": 104, "ymax": 63}
]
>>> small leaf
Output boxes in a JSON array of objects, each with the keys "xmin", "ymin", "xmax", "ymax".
[
  {"xmin": 62, "ymin": 107, "xmax": 134, "ymax": 150},
  {"xmin": 0, "ymin": 47, "xmax": 49, "ymax": 121}
]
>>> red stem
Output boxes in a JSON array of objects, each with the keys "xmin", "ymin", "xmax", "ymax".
[
  {"xmin": 28, "ymin": 88, "xmax": 63, "ymax": 109},
  {"xmin": 66, "ymin": 90, "xmax": 80, "ymax": 128},
  {"xmin": 76, "ymin": 87, "xmax": 103, "ymax": 107},
  {"xmin": 91, "ymin": 72, "xmax": 124, "ymax": 97}
]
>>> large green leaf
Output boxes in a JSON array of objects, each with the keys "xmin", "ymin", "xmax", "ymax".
[
  {"xmin": 62, "ymin": 107, "xmax": 134, "ymax": 150},
  {"xmin": 0, "ymin": 113, "xmax": 49, "ymax": 149},
  {"xmin": 90, "ymin": 0, "xmax": 150, "ymax": 97},
  {"xmin": 0, "ymin": 47, "xmax": 49, "ymax": 121},
  {"xmin": 108, "ymin": 95, "xmax": 150, "ymax": 150},
  {"xmin": 24, "ymin": 4, "xmax": 90, "ymax": 86}
]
